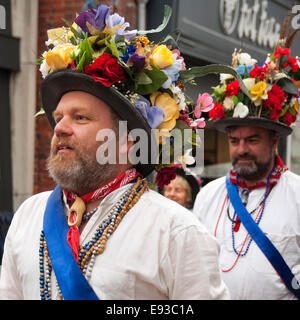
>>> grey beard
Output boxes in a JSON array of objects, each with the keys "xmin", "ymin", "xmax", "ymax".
[
  {"xmin": 47, "ymin": 153, "xmax": 115, "ymax": 195},
  {"xmin": 233, "ymin": 156, "xmax": 273, "ymax": 182}
]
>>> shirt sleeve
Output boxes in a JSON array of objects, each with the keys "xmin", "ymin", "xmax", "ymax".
[
  {"xmin": 163, "ymin": 224, "xmax": 230, "ymax": 300},
  {"xmin": 0, "ymin": 218, "xmax": 24, "ymax": 300}
]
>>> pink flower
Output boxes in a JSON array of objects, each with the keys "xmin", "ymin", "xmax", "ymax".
[
  {"xmin": 190, "ymin": 118, "xmax": 206, "ymax": 129},
  {"xmin": 195, "ymin": 93, "xmax": 214, "ymax": 118}
]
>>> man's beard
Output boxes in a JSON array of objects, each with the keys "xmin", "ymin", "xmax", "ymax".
[
  {"xmin": 232, "ymin": 153, "xmax": 274, "ymax": 182},
  {"xmin": 47, "ymin": 139, "xmax": 116, "ymax": 195}
]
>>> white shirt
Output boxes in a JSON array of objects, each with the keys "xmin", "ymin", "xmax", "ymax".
[
  {"xmin": 0, "ymin": 184, "xmax": 230, "ymax": 300},
  {"xmin": 194, "ymin": 171, "xmax": 300, "ymax": 300}
]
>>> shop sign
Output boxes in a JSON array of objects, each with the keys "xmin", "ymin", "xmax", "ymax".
[
  {"xmin": 0, "ymin": 5, "xmax": 5, "ymax": 30},
  {"xmin": 219, "ymin": 0, "xmax": 281, "ymax": 48}
]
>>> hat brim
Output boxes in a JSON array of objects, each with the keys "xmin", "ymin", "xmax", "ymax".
[
  {"xmin": 213, "ymin": 117, "xmax": 293, "ymax": 136},
  {"xmin": 41, "ymin": 69, "xmax": 157, "ymax": 177}
]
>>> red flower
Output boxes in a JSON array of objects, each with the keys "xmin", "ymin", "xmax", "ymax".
[
  {"xmin": 283, "ymin": 112, "xmax": 296, "ymax": 126},
  {"xmin": 209, "ymin": 103, "xmax": 225, "ymax": 120},
  {"xmin": 155, "ymin": 166, "xmax": 177, "ymax": 189},
  {"xmin": 270, "ymin": 108, "xmax": 281, "ymax": 121},
  {"xmin": 85, "ymin": 53, "xmax": 126, "ymax": 87},
  {"xmin": 249, "ymin": 65, "xmax": 266, "ymax": 81},
  {"xmin": 226, "ymin": 80, "xmax": 240, "ymax": 96},
  {"xmin": 274, "ymin": 46, "xmax": 291, "ymax": 59},
  {"xmin": 264, "ymin": 93, "xmax": 282, "ymax": 111},
  {"xmin": 269, "ymin": 85, "xmax": 285, "ymax": 103},
  {"xmin": 288, "ymin": 56, "xmax": 299, "ymax": 72}
]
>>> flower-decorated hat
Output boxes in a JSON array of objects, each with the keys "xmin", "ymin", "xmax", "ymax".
[
  {"xmin": 208, "ymin": 19, "xmax": 300, "ymax": 136},
  {"xmin": 38, "ymin": 5, "xmax": 216, "ymax": 181}
]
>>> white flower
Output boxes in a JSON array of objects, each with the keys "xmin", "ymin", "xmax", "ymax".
[
  {"xmin": 220, "ymin": 73, "xmax": 234, "ymax": 83},
  {"xmin": 176, "ymin": 148, "xmax": 195, "ymax": 169},
  {"xmin": 237, "ymin": 52, "xmax": 257, "ymax": 66},
  {"xmin": 243, "ymin": 78, "xmax": 256, "ymax": 90},
  {"xmin": 170, "ymin": 85, "xmax": 186, "ymax": 110},
  {"xmin": 39, "ymin": 59, "xmax": 50, "ymax": 79},
  {"xmin": 233, "ymin": 102, "xmax": 249, "ymax": 118},
  {"xmin": 223, "ymin": 96, "xmax": 235, "ymax": 111}
]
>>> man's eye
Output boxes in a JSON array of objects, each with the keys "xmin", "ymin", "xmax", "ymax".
[{"xmin": 76, "ymin": 115, "xmax": 88, "ymax": 121}]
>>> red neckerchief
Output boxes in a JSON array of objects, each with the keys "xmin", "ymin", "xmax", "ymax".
[
  {"xmin": 229, "ymin": 154, "xmax": 288, "ymax": 191},
  {"xmin": 63, "ymin": 168, "xmax": 141, "ymax": 261},
  {"xmin": 64, "ymin": 168, "xmax": 141, "ymax": 202}
]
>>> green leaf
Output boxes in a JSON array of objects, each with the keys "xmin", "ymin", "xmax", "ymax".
[
  {"xmin": 137, "ymin": 5, "xmax": 172, "ymax": 35},
  {"xmin": 180, "ymin": 64, "xmax": 251, "ymax": 100},
  {"xmin": 136, "ymin": 65, "xmax": 168, "ymax": 95},
  {"xmin": 76, "ymin": 34, "xmax": 94, "ymax": 72},
  {"xmin": 232, "ymin": 95, "xmax": 239, "ymax": 105},
  {"xmin": 276, "ymin": 77, "xmax": 299, "ymax": 95},
  {"xmin": 105, "ymin": 35, "xmax": 119, "ymax": 59},
  {"xmin": 135, "ymin": 72, "xmax": 153, "ymax": 85}
]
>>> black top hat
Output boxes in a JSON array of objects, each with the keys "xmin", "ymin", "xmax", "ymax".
[{"xmin": 213, "ymin": 116, "xmax": 293, "ymax": 136}]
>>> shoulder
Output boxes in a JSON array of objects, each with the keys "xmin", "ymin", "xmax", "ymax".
[
  {"xmin": 16, "ymin": 191, "xmax": 53, "ymax": 212},
  {"xmin": 138, "ymin": 189, "xmax": 209, "ymax": 233},
  {"xmin": 281, "ymin": 170, "xmax": 300, "ymax": 185},
  {"xmin": 11, "ymin": 191, "xmax": 53, "ymax": 226}
]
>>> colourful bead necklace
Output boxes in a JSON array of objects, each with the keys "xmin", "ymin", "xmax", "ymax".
[{"xmin": 39, "ymin": 178, "xmax": 147, "ymax": 300}]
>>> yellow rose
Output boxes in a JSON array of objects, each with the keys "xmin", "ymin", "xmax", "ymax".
[
  {"xmin": 150, "ymin": 45, "xmax": 174, "ymax": 69},
  {"xmin": 250, "ymin": 81, "xmax": 268, "ymax": 106},
  {"xmin": 45, "ymin": 43, "xmax": 76, "ymax": 72},
  {"xmin": 250, "ymin": 81, "xmax": 267, "ymax": 97}
]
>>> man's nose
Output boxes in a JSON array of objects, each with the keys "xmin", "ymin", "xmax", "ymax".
[
  {"xmin": 237, "ymin": 140, "xmax": 249, "ymax": 154},
  {"xmin": 54, "ymin": 116, "xmax": 73, "ymax": 137}
]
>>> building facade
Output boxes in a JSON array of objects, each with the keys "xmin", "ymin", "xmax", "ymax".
[{"xmin": 1, "ymin": 0, "xmax": 300, "ymax": 213}]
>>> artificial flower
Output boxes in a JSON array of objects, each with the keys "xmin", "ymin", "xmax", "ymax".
[
  {"xmin": 242, "ymin": 77, "xmax": 256, "ymax": 90},
  {"xmin": 274, "ymin": 46, "xmax": 291, "ymax": 59},
  {"xmin": 170, "ymin": 85, "xmax": 186, "ymax": 110},
  {"xmin": 134, "ymin": 96, "xmax": 165, "ymax": 129},
  {"xmin": 223, "ymin": 96, "xmax": 235, "ymax": 111},
  {"xmin": 209, "ymin": 103, "xmax": 225, "ymax": 120},
  {"xmin": 161, "ymin": 53, "xmax": 183, "ymax": 89},
  {"xmin": 46, "ymin": 27, "xmax": 69, "ymax": 46},
  {"xmin": 235, "ymin": 64, "xmax": 254, "ymax": 77},
  {"xmin": 176, "ymin": 149, "xmax": 195, "ymax": 169},
  {"xmin": 150, "ymin": 45, "xmax": 174, "ymax": 69},
  {"xmin": 45, "ymin": 43, "xmax": 77, "ymax": 72},
  {"xmin": 190, "ymin": 118, "xmax": 206, "ymax": 129},
  {"xmin": 220, "ymin": 73, "xmax": 234, "ymax": 83},
  {"xmin": 155, "ymin": 166, "xmax": 177, "ymax": 188},
  {"xmin": 233, "ymin": 102, "xmax": 249, "ymax": 118},
  {"xmin": 249, "ymin": 64, "xmax": 266, "ymax": 81},
  {"xmin": 237, "ymin": 52, "xmax": 257, "ymax": 66},
  {"xmin": 195, "ymin": 93, "xmax": 214, "ymax": 118},
  {"xmin": 226, "ymin": 80, "xmax": 240, "ymax": 96},
  {"xmin": 74, "ymin": 6, "xmax": 109, "ymax": 35},
  {"xmin": 250, "ymin": 81, "xmax": 268, "ymax": 106},
  {"xmin": 150, "ymin": 92, "xmax": 180, "ymax": 131},
  {"xmin": 283, "ymin": 112, "xmax": 296, "ymax": 126},
  {"xmin": 84, "ymin": 53, "xmax": 125, "ymax": 87}
]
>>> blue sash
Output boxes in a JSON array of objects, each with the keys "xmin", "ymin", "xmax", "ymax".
[
  {"xmin": 226, "ymin": 174, "xmax": 300, "ymax": 299},
  {"xmin": 43, "ymin": 185, "xmax": 99, "ymax": 300}
]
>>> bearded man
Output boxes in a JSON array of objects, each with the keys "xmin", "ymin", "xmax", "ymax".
[
  {"xmin": 0, "ymin": 5, "xmax": 229, "ymax": 300},
  {"xmin": 194, "ymin": 108, "xmax": 300, "ymax": 300}
]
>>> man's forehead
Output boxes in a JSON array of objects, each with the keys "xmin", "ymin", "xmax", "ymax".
[
  {"xmin": 55, "ymin": 91, "xmax": 110, "ymax": 113},
  {"xmin": 227, "ymin": 126, "xmax": 269, "ymax": 138}
]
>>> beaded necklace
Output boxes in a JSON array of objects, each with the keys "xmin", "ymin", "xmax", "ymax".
[{"xmin": 39, "ymin": 177, "xmax": 147, "ymax": 300}]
